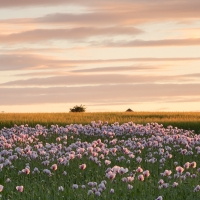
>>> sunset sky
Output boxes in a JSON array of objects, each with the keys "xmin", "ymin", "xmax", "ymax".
[{"xmin": 0, "ymin": 0, "xmax": 200, "ymax": 112}]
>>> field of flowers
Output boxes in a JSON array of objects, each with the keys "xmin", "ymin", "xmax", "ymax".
[{"xmin": 1, "ymin": 121, "xmax": 200, "ymax": 199}]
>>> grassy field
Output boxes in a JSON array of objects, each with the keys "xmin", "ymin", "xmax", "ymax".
[{"xmin": 0, "ymin": 112, "xmax": 200, "ymax": 133}]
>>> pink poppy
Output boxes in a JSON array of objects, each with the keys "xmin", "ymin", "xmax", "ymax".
[
  {"xmin": 16, "ymin": 186, "xmax": 24, "ymax": 192},
  {"xmin": 136, "ymin": 167, "xmax": 143, "ymax": 173},
  {"xmin": 22, "ymin": 167, "xmax": 30, "ymax": 175},
  {"xmin": 138, "ymin": 174, "xmax": 144, "ymax": 181},
  {"xmin": 79, "ymin": 164, "xmax": 86, "ymax": 170},
  {"xmin": 190, "ymin": 162, "xmax": 197, "ymax": 168},
  {"xmin": 105, "ymin": 160, "xmax": 111, "ymax": 165},
  {"xmin": 51, "ymin": 164, "xmax": 57, "ymax": 171},
  {"xmin": 143, "ymin": 170, "xmax": 150, "ymax": 177},
  {"xmin": 0, "ymin": 185, "xmax": 4, "ymax": 192},
  {"xmin": 184, "ymin": 162, "xmax": 190, "ymax": 169},
  {"xmin": 176, "ymin": 166, "xmax": 184, "ymax": 174}
]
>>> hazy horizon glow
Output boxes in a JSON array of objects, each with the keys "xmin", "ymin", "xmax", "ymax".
[{"xmin": 0, "ymin": 0, "xmax": 200, "ymax": 112}]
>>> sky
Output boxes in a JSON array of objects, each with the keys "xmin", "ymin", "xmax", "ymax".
[{"xmin": 0, "ymin": 0, "xmax": 200, "ymax": 112}]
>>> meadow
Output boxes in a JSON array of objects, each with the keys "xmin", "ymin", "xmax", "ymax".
[{"xmin": 0, "ymin": 112, "xmax": 200, "ymax": 199}]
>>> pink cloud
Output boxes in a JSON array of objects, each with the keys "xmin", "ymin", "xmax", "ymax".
[
  {"xmin": 0, "ymin": 83, "xmax": 200, "ymax": 105},
  {"xmin": 1, "ymin": 73, "xmax": 199, "ymax": 86},
  {"xmin": 1, "ymin": 1, "xmax": 200, "ymax": 26},
  {"xmin": 0, "ymin": 27, "xmax": 143, "ymax": 44},
  {"xmin": 1, "ymin": 54, "xmax": 200, "ymax": 71},
  {"xmin": 99, "ymin": 38, "xmax": 200, "ymax": 47}
]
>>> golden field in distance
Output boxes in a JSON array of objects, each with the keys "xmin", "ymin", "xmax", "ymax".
[{"xmin": 0, "ymin": 112, "xmax": 200, "ymax": 133}]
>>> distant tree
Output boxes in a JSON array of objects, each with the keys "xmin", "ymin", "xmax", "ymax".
[
  {"xmin": 69, "ymin": 105, "xmax": 86, "ymax": 112},
  {"xmin": 126, "ymin": 108, "xmax": 133, "ymax": 112}
]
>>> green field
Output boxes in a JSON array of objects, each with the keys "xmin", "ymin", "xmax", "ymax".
[{"xmin": 0, "ymin": 112, "xmax": 200, "ymax": 133}]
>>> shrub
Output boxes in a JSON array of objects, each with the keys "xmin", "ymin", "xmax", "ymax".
[{"xmin": 69, "ymin": 105, "xmax": 86, "ymax": 112}]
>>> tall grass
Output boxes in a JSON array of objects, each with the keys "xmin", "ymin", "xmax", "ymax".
[{"xmin": 0, "ymin": 112, "xmax": 200, "ymax": 133}]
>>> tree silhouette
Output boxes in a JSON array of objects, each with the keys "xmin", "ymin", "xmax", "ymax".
[
  {"xmin": 69, "ymin": 105, "xmax": 86, "ymax": 112},
  {"xmin": 126, "ymin": 108, "xmax": 133, "ymax": 112}
]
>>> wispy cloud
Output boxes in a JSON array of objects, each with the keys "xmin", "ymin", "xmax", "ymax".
[
  {"xmin": 0, "ymin": 0, "xmax": 79, "ymax": 8},
  {"xmin": 99, "ymin": 38, "xmax": 200, "ymax": 47},
  {"xmin": 1, "ymin": 73, "xmax": 200, "ymax": 87},
  {"xmin": 0, "ymin": 84, "xmax": 200, "ymax": 105},
  {"xmin": 14, "ymin": 65, "xmax": 161, "ymax": 76},
  {"xmin": 1, "ymin": 1, "xmax": 200, "ymax": 25},
  {"xmin": 0, "ymin": 54, "xmax": 71, "ymax": 71},
  {"xmin": 0, "ymin": 27, "xmax": 143, "ymax": 44},
  {"xmin": 1, "ymin": 54, "xmax": 200, "ymax": 71},
  {"xmin": 71, "ymin": 65, "xmax": 161, "ymax": 73}
]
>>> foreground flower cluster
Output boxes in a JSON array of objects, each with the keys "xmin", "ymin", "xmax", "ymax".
[{"xmin": 0, "ymin": 122, "xmax": 200, "ymax": 199}]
